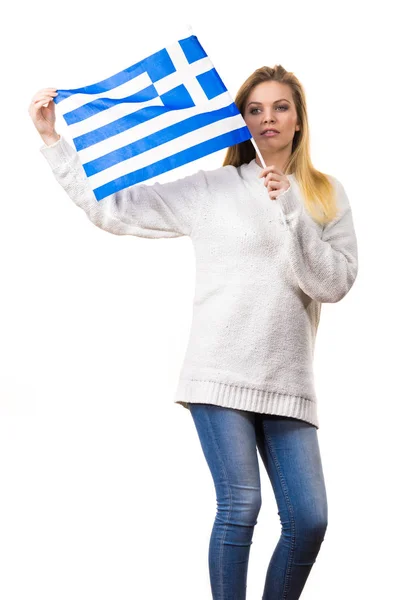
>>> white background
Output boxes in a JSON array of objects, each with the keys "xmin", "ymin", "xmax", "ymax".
[{"xmin": 1, "ymin": 1, "xmax": 399, "ymax": 598}]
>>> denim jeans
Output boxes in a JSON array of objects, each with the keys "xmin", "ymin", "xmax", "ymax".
[{"xmin": 188, "ymin": 403, "xmax": 328, "ymax": 600}]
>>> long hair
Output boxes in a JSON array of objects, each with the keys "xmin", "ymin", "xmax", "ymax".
[{"xmin": 223, "ymin": 65, "xmax": 338, "ymax": 225}]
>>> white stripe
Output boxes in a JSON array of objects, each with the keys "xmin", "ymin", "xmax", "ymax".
[
  {"xmin": 63, "ymin": 55, "xmax": 214, "ymax": 139},
  {"xmin": 86, "ymin": 112, "xmax": 246, "ymax": 189},
  {"xmin": 66, "ymin": 95, "xmax": 164, "ymax": 140},
  {"xmin": 57, "ymin": 72, "xmax": 153, "ymax": 115},
  {"xmin": 156, "ymin": 43, "xmax": 212, "ymax": 106},
  {"xmin": 76, "ymin": 90, "xmax": 234, "ymax": 164}
]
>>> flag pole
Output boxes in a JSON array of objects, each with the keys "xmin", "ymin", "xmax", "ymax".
[
  {"xmin": 250, "ymin": 137, "xmax": 267, "ymax": 169},
  {"xmin": 249, "ymin": 134, "xmax": 288, "ymax": 228}
]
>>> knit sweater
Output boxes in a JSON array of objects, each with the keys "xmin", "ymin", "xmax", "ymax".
[{"xmin": 40, "ymin": 135, "xmax": 358, "ymax": 428}]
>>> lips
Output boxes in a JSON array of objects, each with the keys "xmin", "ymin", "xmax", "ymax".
[{"xmin": 261, "ymin": 128, "xmax": 279, "ymax": 134}]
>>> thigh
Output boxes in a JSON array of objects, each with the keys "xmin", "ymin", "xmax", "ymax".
[
  {"xmin": 254, "ymin": 415, "xmax": 328, "ymax": 529},
  {"xmin": 188, "ymin": 403, "xmax": 261, "ymax": 491}
]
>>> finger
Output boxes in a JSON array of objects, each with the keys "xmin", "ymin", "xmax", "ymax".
[
  {"xmin": 34, "ymin": 95, "xmax": 56, "ymax": 106},
  {"xmin": 267, "ymin": 187, "xmax": 279, "ymax": 199},
  {"xmin": 264, "ymin": 175, "xmax": 282, "ymax": 187},
  {"xmin": 31, "ymin": 91, "xmax": 58, "ymax": 104},
  {"xmin": 42, "ymin": 98, "xmax": 56, "ymax": 107},
  {"xmin": 31, "ymin": 96, "xmax": 53, "ymax": 106},
  {"xmin": 28, "ymin": 96, "xmax": 50, "ymax": 113},
  {"xmin": 258, "ymin": 166, "xmax": 277, "ymax": 178},
  {"xmin": 265, "ymin": 179, "xmax": 281, "ymax": 190},
  {"xmin": 37, "ymin": 92, "xmax": 57, "ymax": 100},
  {"xmin": 30, "ymin": 97, "xmax": 54, "ymax": 110},
  {"xmin": 35, "ymin": 100, "xmax": 51, "ymax": 108}
]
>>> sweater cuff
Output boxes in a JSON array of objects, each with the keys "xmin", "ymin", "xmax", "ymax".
[
  {"xmin": 40, "ymin": 135, "xmax": 77, "ymax": 170},
  {"xmin": 276, "ymin": 183, "xmax": 303, "ymax": 221}
]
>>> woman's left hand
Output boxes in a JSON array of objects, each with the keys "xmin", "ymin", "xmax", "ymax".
[{"xmin": 258, "ymin": 165, "xmax": 291, "ymax": 201}]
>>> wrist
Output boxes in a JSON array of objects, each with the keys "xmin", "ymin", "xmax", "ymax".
[{"xmin": 41, "ymin": 132, "xmax": 61, "ymax": 146}]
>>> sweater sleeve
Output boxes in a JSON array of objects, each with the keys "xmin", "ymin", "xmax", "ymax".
[
  {"xmin": 275, "ymin": 176, "xmax": 358, "ymax": 303},
  {"xmin": 39, "ymin": 135, "xmax": 207, "ymax": 238}
]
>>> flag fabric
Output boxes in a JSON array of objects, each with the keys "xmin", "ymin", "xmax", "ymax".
[{"xmin": 53, "ymin": 27, "xmax": 252, "ymax": 201}]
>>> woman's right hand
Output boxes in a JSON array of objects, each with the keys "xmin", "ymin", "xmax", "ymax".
[{"xmin": 28, "ymin": 88, "xmax": 60, "ymax": 145}]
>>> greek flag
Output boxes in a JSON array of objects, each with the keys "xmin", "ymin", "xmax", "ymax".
[{"xmin": 53, "ymin": 28, "xmax": 252, "ymax": 201}]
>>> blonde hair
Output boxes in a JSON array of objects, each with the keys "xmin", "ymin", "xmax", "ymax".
[{"xmin": 223, "ymin": 65, "xmax": 338, "ymax": 225}]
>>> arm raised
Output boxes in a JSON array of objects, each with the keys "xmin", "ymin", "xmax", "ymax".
[{"xmin": 40, "ymin": 136, "xmax": 207, "ymax": 239}]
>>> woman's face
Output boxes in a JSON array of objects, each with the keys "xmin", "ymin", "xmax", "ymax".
[{"xmin": 243, "ymin": 81, "xmax": 300, "ymax": 152}]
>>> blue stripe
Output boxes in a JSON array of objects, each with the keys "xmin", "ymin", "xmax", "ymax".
[
  {"xmin": 92, "ymin": 126, "xmax": 252, "ymax": 201},
  {"xmin": 144, "ymin": 48, "xmax": 176, "ymax": 83},
  {"xmin": 53, "ymin": 63, "xmax": 146, "ymax": 105},
  {"xmin": 82, "ymin": 102, "xmax": 242, "ymax": 177},
  {"xmin": 73, "ymin": 104, "xmax": 170, "ymax": 151},
  {"xmin": 53, "ymin": 35, "xmax": 210, "ymax": 109},
  {"xmin": 62, "ymin": 84, "xmax": 159, "ymax": 126},
  {"xmin": 53, "ymin": 47, "xmax": 177, "ymax": 106},
  {"xmin": 179, "ymin": 35, "xmax": 207, "ymax": 64},
  {"xmin": 196, "ymin": 68, "xmax": 227, "ymax": 100},
  {"xmin": 72, "ymin": 87, "xmax": 238, "ymax": 152}
]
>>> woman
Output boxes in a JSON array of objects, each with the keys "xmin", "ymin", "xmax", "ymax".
[{"xmin": 29, "ymin": 64, "xmax": 358, "ymax": 599}]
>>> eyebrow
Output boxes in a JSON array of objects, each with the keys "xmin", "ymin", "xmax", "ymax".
[{"xmin": 247, "ymin": 99, "xmax": 291, "ymax": 106}]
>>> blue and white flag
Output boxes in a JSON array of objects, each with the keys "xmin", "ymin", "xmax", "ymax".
[{"xmin": 53, "ymin": 27, "xmax": 252, "ymax": 201}]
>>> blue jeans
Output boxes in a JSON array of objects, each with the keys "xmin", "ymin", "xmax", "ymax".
[{"xmin": 188, "ymin": 403, "xmax": 328, "ymax": 600}]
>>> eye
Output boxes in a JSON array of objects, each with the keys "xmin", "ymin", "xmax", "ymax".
[{"xmin": 250, "ymin": 105, "xmax": 288, "ymax": 114}]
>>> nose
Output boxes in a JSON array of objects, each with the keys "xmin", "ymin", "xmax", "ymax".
[{"xmin": 263, "ymin": 113, "xmax": 276, "ymax": 123}]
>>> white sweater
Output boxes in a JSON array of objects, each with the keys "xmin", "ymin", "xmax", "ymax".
[{"xmin": 40, "ymin": 135, "xmax": 358, "ymax": 428}]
